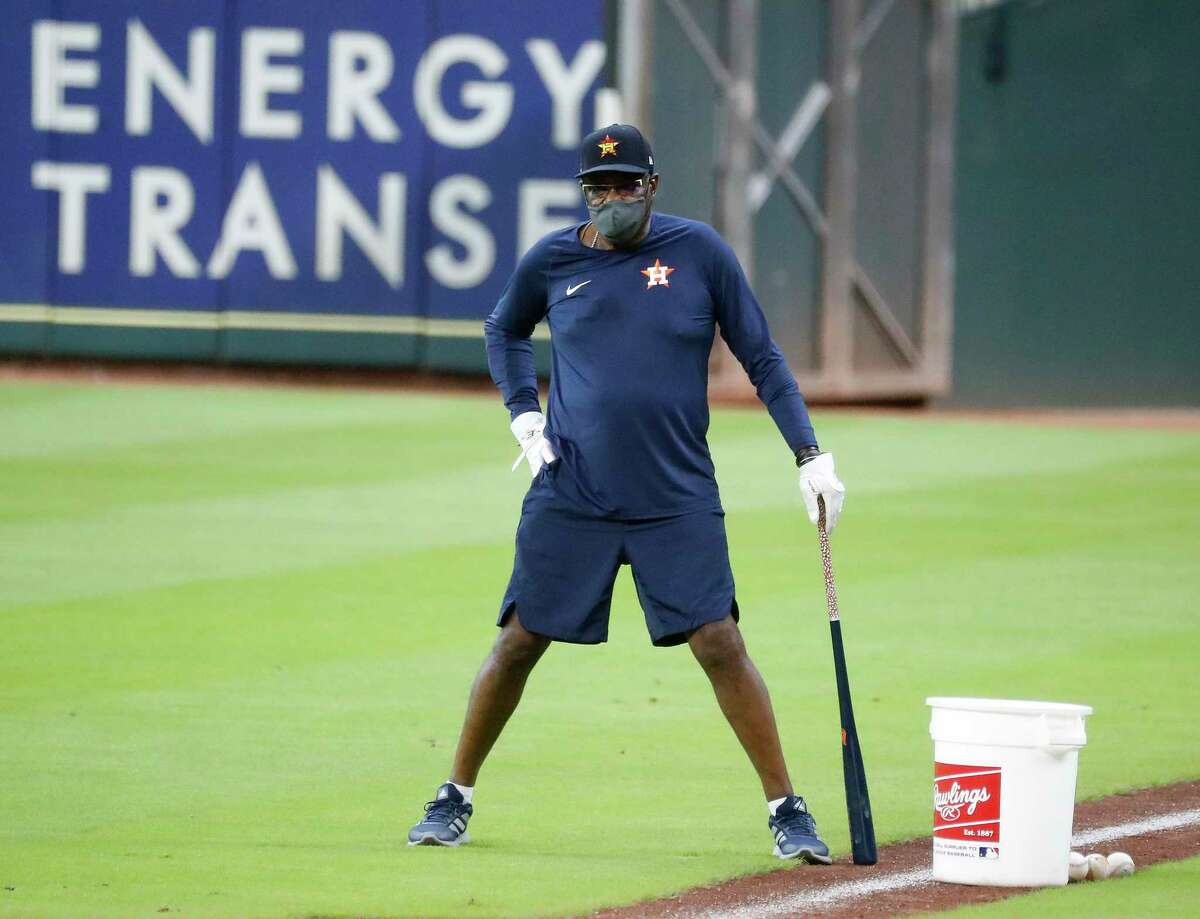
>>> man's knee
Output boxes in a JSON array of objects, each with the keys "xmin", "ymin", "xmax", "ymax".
[
  {"xmin": 688, "ymin": 615, "xmax": 746, "ymax": 672},
  {"xmin": 495, "ymin": 608, "xmax": 551, "ymax": 668}
]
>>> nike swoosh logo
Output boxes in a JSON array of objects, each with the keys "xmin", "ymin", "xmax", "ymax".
[{"xmin": 565, "ymin": 280, "xmax": 591, "ymax": 296}]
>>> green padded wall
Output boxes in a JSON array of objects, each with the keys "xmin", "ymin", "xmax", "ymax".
[{"xmin": 950, "ymin": 0, "xmax": 1200, "ymax": 406}]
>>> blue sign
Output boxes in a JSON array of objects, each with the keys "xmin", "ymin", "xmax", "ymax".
[{"xmin": 0, "ymin": 1, "xmax": 606, "ymax": 343}]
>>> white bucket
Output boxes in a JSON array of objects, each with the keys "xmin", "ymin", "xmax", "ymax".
[{"xmin": 927, "ymin": 697, "xmax": 1092, "ymax": 887}]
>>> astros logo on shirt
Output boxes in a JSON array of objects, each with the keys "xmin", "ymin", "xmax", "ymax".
[{"xmin": 641, "ymin": 258, "xmax": 675, "ymax": 288}]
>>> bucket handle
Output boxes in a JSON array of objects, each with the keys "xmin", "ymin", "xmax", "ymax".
[
  {"xmin": 1036, "ymin": 714, "xmax": 1087, "ymax": 756},
  {"xmin": 1035, "ymin": 715, "xmax": 1052, "ymax": 749},
  {"xmin": 931, "ymin": 714, "xmax": 1086, "ymax": 754}
]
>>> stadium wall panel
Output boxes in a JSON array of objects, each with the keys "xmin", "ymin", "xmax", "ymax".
[{"xmin": 950, "ymin": 0, "xmax": 1200, "ymax": 406}]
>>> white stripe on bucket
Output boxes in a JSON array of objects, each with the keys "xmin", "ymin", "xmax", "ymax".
[
  {"xmin": 935, "ymin": 769, "xmax": 1002, "ymax": 781},
  {"xmin": 689, "ymin": 807, "xmax": 1200, "ymax": 919},
  {"xmin": 936, "ymin": 818, "xmax": 1004, "ymax": 831}
]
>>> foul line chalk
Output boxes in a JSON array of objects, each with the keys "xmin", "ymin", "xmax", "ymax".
[
  {"xmin": 700, "ymin": 868, "xmax": 934, "ymax": 919},
  {"xmin": 1072, "ymin": 808, "xmax": 1200, "ymax": 848},
  {"xmin": 689, "ymin": 807, "xmax": 1200, "ymax": 919}
]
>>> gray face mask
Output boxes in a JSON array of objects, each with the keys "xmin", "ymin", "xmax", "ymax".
[{"xmin": 588, "ymin": 198, "xmax": 650, "ymax": 245}]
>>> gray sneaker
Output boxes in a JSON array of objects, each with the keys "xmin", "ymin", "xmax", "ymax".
[
  {"xmin": 769, "ymin": 795, "xmax": 832, "ymax": 863},
  {"xmin": 407, "ymin": 783, "xmax": 473, "ymax": 847}
]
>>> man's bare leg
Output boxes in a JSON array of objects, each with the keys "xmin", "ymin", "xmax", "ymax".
[
  {"xmin": 688, "ymin": 615, "xmax": 793, "ymax": 800},
  {"xmin": 448, "ymin": 610, "xmax": 551, "ymax": 786}
]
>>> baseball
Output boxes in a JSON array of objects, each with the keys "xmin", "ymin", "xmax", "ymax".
[
  {"xmin": 1067, "ymin": 851, "xmax": 1089, "ymax": 882},
  {"xmin": 1107, "ymin": 851, "xmax": 1136, "ymax": 877},
  {"xmin": 1086, "ymin": 852, "xmax": 1111, "ymax": 880}
]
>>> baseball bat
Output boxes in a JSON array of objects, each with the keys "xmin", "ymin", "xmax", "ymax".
[{"xmin": 816, "ymin": 496, "xmax": 878, "ymax": 865}]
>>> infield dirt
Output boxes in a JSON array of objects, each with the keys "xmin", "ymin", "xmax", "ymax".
[{"xmin": 584, "ymin": 780, "xmax": 1200, "ymax": 918}]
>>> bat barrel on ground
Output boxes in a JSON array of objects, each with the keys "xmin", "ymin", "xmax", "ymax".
[{"xmin": 817, "ymin": 495, "xmax": 878, "ymax": 866}]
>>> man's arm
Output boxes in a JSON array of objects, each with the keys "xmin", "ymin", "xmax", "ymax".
[
  {"xmin": 484, "ymin": 245, "xmax": 558, "ymax": 476},
  {"xmin": 709, "ymin": 231, "xmax": 846, "ymax": 531},
  {"xmin": 484, "ymin": 248, "xmax": 548, "ymax": 419},
  {"xmin": 709, "ymin": 234, "xmax": 817, "ymax": 455}
]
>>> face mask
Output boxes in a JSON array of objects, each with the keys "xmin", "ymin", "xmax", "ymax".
[{"xmin": 588, "ymin": 198, "xmax": 650, "ymax": 245}]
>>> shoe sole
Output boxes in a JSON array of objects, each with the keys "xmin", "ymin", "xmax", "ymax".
[
  {"xmin": 407, "ymin": 831, "xmax": 470, "ymax": 848},
  {"xmin": 773, "ymin": 844, "xmax": 833, "ymax": 864}
]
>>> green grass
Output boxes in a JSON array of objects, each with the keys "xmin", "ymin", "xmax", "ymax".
[
  {"xmin": 935, "ymin": 856, "xmax": 1200, "ymax": 917},
  {"xmin": 1, "ymin": 381, "xmax": 1198, "ymax": 918}
]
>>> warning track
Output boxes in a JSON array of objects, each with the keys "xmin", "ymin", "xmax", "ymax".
[
  {"xmin": 6, "ymin": 359, "xmax": 1200, "ymax": 430},
  {"xmin": 582, "ymin": 780, "xmax": 1200, "ymax": 919}
]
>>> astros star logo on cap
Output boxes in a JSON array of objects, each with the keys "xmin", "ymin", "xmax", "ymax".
[
  {"xmin": 597, "ymin": 134, "xmax": 619, "ymax": 157},
  {"xmin": 641, "ymin": 258, "xmax": 675, "ymax": 288}
]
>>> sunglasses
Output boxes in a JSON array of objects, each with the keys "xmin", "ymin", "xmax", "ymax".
[{"xmin": 579, "ymin": 177, "xmax": 651, "ymax": 207}]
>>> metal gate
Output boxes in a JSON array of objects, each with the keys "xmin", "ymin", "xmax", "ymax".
[{"xmin": 616, "ymin": 0, "xmax": 959, "ymax": 401}]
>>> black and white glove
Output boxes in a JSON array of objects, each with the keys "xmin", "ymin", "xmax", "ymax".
[
  {"xmin": 797, "ymin": 450, "xmax": 845, "ymax": 533},
  {"xmin": 510, "ymin": 411, "xmax": 557, "ymax": 477}
]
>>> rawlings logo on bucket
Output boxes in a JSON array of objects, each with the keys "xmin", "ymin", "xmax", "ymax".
[
  {"xmin": 933, "ymin": 763, "xmax": 1001, "ymax": 844},
  {"xmin": 934, "ymin": 781, "xmax": 992, "ymax": 820}
]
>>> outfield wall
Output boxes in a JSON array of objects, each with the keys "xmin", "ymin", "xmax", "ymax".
[
  {"xmin": 646, "ymin": 0, "xmax": 1199, "ymax": 407},
  {"xmin": 950, "ymin": 0, "xmax": 1200, "ymax": 406},
  {"xmin": 3, "ymin": 1, "xmax": 1196, "ymax": 406}
]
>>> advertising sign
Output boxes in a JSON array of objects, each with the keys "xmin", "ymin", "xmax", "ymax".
[{"xmin": 0, "ymin": 1, "xmax": 607, "ymax": 365}]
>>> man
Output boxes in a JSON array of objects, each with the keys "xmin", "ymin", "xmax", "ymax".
[{"xmin": 408, "ymin": 124, "xmax": 845, "ymax": 863}]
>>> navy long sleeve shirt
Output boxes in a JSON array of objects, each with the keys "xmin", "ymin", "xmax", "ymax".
[{"xmin": 484, "ymin": 213, "xmax": 816, "ymax": 519}]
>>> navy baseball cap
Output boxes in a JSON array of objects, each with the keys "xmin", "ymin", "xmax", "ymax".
[{"xmin": 576, "ymin": 124, "xmax": 655, "ymax": 178}]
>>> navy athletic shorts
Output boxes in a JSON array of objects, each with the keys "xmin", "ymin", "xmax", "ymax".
[{"xmin": 497, "ymin": 487, "xmax": 739, "ymax": 647}]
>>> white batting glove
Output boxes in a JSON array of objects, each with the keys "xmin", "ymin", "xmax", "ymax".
[
  {"xmin": 510, "ymin": 411, "xmax": 557, "ymax": 477},
  {"xmin": 799, "ymin": 452, "xmax": 845, "ymax": 533}
]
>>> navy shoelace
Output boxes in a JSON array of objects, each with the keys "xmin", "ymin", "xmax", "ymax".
[
  {"xmin": 422, "ymin": 798, "xmax": 463, "ymax": 823},
  {"xmin": 776, "ymin": 807, "xmax": 818, "ymax": 836}
]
